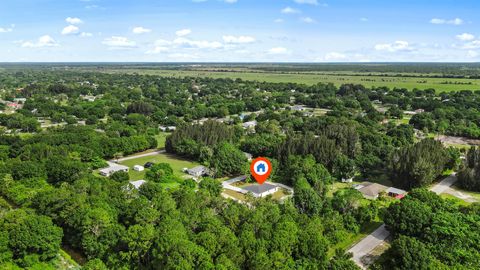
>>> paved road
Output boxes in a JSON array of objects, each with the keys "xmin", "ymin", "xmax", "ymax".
[
  {"xmin": 113, "ymin": 150, "xmax": 166, "ymax": 162},
  {"xmin": 348, "ymin": 174, "xmax": 458, "ymax": 269},
  {"xmin": 348, "ymin": 225, "xmax": 389, "ymax": 269},
  {"xmin": 430, "ymin": 174, "xmax": 457, "ymax": 194}
]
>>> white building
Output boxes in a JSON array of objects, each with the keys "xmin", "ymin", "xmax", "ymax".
[
  {"xmin": 129, "ymin": 180, "xmax": 147, "ymax": 190},
  {"xmin": 99, "ymin": 162, "xmax": 129, "ymax": 177},
  {"xmin": 242, "ymin": 121, "xmax": 257, "ymax": 129},
  {"xmin": 133, "ymin": 165, "xmax": 145, "ymax": 172},
  {"xmin": 186, "ymin": 166, "xmax": 208, "ymax": 177}
]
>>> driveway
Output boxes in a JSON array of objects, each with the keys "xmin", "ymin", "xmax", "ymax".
[
  {"xmin": 112, "ymin": 150, "xmax": 166, "ymax": 162},
  {"xmin": 348, "ymin": 174, "xmax": 458, "ymax": 269}
]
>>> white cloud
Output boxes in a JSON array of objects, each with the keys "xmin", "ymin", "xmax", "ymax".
[
  {"xmin": 61, "ymin": 25, "xmax": 80, "ymax": 35},
  {"xmin": 174, "ymin": 37, "xmax": 222, "ymax": 49},
  {"xmin": 80, "ymin": 32, "xmax": 93, "ymax": 37},
  {"xmin": 168, "ymin": 53, "xmax": 199, "ymax": 60},
  {"xmin": 301, "ymin": 17, "xmax": 315, "ymax": 23},
  {"xmin": 462, "ymin": 40, "xmax": 480, "ymax": 49},
  {"xmin": 294, "ymin": 0, "xmax": 318, "ymax": 5},
  {"xmin": 222, "ymin": 35, "xmax": 255, "ymax": 44},
  {"xmin": 176, "ymin": 29, "xmax": 192, "ymax": 37},
  {"xmin": 456, "ymin": 33, "xmax": 475, "ymax": 41},
  {"xmin": 281, "ymin": 7, "xmax": 301, "ymax": 14},
  {"xmin": 0, "ymin": 24, "xmax": 14, "ymax": 33},
  {"xmin": 274, "ymin": 18, "xmax": 284, "ymax": 23},
  {"xmin": 223, "ymin": 0, "xmax": 237, "ymax": 3},
  {"xmin": 430, "ymin": 18, "xmax": 463, "ymax": 25},
  {"xmin": 467, "ymin": 50, "xmax": 479, "ymax": 58},
  {"xmin": 65, "ymin": 17, "xmax": 83, "ymax": 25},
  {"xmin": 146, "ymin": 46, "xmax": 170, "ymax": 54},
  {"xmin": 132, "ymin": 26, "xmax": 151, "ymax": 34},
  {"xmin": 268, "ymin": 47, "xmax": 288, "ymax": 54},
  {"xmin": 21, "ymin": 35, "xmax": 59, "ymax": 48},
  {"xmin": 324, "ymin": 52, "xmax": 347, "ymax": 61},
  {"xmin": 374, "ymin": 41, "xmax": 412, "ymax": 52},
  {"xmin": 102, "ymin": 36, "xmax": 137, "ymax": 48}
]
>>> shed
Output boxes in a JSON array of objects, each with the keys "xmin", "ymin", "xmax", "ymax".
[
  {"xmin": 133, "ymin": 165, "xmax": 145, "ymax": 172},
  {"xmin": 187, "ymin": 166, "xmax": 208, "ymax": 177}
]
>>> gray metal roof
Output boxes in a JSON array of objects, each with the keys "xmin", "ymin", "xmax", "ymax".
[
  {"xmin": 386, "ymin": 187, "xmax": 407, "ymax": 195},
  {"xmin": 187, "ymin": 166, "xmax": 207, "ymax": 173},
  {"xmin": 242, "ymin": 183, "xmax": 277, "ymax": 195}
]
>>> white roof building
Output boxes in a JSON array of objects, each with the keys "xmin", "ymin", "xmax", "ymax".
[
  {"xmin": 129, "ymin": 180, "xmax": 147, "ymax": 189},
  {"xmin": 99, "ymin": 162, "xmax": 129, "ymax": 177},
  {"xmin": 133, "ymin": 165, "xmax": 144, "ymax": 172},
  {"xmin": 242, "ymin": 121, "xmax": 257, "ymax": 129}
]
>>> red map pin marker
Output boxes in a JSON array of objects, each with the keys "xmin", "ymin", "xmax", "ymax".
[{"xmin": 250, "ymin": 157, "xmax": 272, "ymax": 185}]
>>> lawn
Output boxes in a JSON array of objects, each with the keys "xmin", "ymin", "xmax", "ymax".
[
  {"xmin": 119, "ymin": 152, "xmax": 200, "ymax": 181},
  {"xmin": 440, "ymin": 194, "xmax": 472, "ymax": 206},
  {"xmin": 155, "ymin": 132, "xmax": 170, "ymax": 149}
]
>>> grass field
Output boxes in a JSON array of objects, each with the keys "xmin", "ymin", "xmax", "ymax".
[
  {"xmin": 118, "ymin": 152, "xmax": 200, "ymax": 181},
  {"xmin": 155, "ymin": 132, "xmax": 170, "ymax": 148},
  {"xmin": 440, "ymin": 194, "xmax": 472, "ymax": 206},
  {"xmin": 98, "ymin": 68, "xmax": 480, "ymax": 92}
]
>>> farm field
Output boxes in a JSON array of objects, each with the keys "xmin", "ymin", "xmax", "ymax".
[{"xmin": 97, "ymin": 68, "xmax": 480, "ymax": 92}]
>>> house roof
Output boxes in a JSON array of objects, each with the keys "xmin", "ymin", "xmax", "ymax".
[
  {"xmin": 242, "ymin": 183, "xmax": 277, "ymax": 195},
  {"xmin": 358, "ymin": 182, "xmax": 388, "ymax": 197},
  {"xmin": 100, "ymin": 162, "xmax": 129, "ymax": 174},
  {"xmin": 242, "ymin": 121, "xmax": 257, "ymax": 128},
  {"xmin": 129, "ymin": 180, "xmax": 146, "ymax": 189},
  {"xmin": 386, "ymin": 187, "xmax": 407, "ymax": 195},
  {"xmin": 187, "ymin": 165, "xmax": 207, "ymax": 173}
]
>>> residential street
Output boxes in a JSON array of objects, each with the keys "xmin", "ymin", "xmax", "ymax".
[{"xmin": 348, "ymin": 174, "xmax": 458, "ymax": 269}]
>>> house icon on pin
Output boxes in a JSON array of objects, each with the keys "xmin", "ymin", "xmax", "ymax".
[{"xmin": 256, "ymin": 163, "xmax": 266, "ymax": 173}]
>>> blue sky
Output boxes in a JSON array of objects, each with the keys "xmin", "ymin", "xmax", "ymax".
[{"xmin": 0, "ymin": 0, "xmax": 479, "ymax": 62}]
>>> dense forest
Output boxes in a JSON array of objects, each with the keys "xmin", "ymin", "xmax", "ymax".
[{"xmin": 0, "ymin": 67, "xmax": 478, "ymax": 269}]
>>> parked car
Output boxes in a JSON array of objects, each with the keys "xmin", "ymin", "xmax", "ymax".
[{"xmin": 144, "ymin": 162, "xmax": 154, "ymax": 168}]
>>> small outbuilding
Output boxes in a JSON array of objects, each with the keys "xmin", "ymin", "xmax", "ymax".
[
  {"xmin": 133, "ymin": 165, "xmax": 145, "ymax": 172},
  {"xmin": 187, "ymin": 166, "xmax": 208, "ymax": 177}
]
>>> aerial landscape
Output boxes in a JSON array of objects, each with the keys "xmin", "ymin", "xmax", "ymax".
[{"xmin": 1, "ymin": 0, "xmax": 480, "ymax": 270}]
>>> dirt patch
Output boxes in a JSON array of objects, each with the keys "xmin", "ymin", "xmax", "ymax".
[{"xmin": 436, "ymin": 135, "xmax": 480, "ymax": 146}]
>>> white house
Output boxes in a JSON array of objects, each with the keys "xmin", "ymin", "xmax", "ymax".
[
  {"xmin": 290, "ymin": 105, "xmax": 306, "ymax": 111},
  {"xmin": 133, "ymin": 165, "xmax": 144, "ymax": 172},
  {"xmin": 129, "ymin": 180, "xmax": 147, "ymax": 190},
  {"xmin": 242, "ymin": 121, "xmax": 257, "ymax": 129},
  {"xmin": 99, "ymin": 162, "xmax": 129, "ymax": 177},
  {"xmin": 186, "ymin": 166, "xmax": 208, "ymax": 177}
]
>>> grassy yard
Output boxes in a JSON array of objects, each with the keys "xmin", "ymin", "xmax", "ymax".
[
  {"xmin": 119, "ymin": 152, "xmax": 200, "ymax": 181},
  {"xmin": 440, "ymin": 194, "xmax": 472, "ymax": 206},
  {"xmin": 155, "ymin": 132, "xmax": 170, "ymax": 149},
  {"xmin": 449, "ymin": 185, "xmax": 480, "ymax": 201}
]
